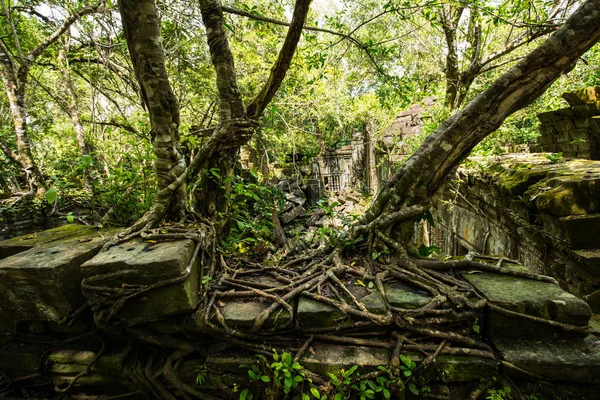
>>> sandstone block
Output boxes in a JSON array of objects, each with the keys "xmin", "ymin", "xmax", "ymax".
[
  {"xmin": 81, "ymin": 239, "xmax": 199, "ymax": 324},
  {"xmin": 463, "ymin": 268, "xmax": 591, "ymax": 339},
  {"xmin": 0, "ymin": 228, "xmax": 119, "ymax": 322},
  {"xmin": 0, "ymin": 224, "xmax": 95, "ymax": 259}
]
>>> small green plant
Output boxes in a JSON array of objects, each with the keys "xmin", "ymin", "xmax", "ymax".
[
  {"xmin": 195, "ymin": 365, "xmax": 207, "ymax": 385},
  {"xmin": 544, "ymin": 152, "xmax": 563, "ymax": 164},
  {"xmin": 243, "ymin": 350, "xmax": 307, "ymax": 398},
  {"xmin": 398, "ymin": 355, "xmax": 419, "ymax": 395},
  {"xmin": 472, "ymin": 318, "xmax": 481, "ymax": 334},
  {"xmin": 486, "ymin": 386, "xmax": 512, "ymax": 400},
  {"xmin": 327, "ymin": 365, "xmax": 359, "ymax": 399},
  {"xmin": 570, "ymin": 138, "xmax": 587, "ymax": 145}
]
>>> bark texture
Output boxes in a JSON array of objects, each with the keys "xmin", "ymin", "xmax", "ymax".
[
  {"xmin": 195, "ymin": 0, "xmax": 312, "ymax": 221},
  {"xmin": 0, "ymin": 1, "xmax": 102, "ymax": 193},
  {"xmin": 356, "ymin": 0, "xmax": 600, "ymax": 243},
  {"xmin": 118, "ymin": 0, "xmax": 186, "ymax": 221},
  {"xmin": 57, "ymin": 35, "xmax": 93, "ymax": 193}
]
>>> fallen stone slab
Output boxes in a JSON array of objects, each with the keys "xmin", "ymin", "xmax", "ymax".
[
  {"xmin": 217, "ymin": 299, "xmax": 292, "ymax": 331},
  {"xmin": 300, "ymin": 342, "xmax": 497, "ymax": 382},
  {"xmin": 495, "ymin": 337, "xmax": 600, "ymax": 383},
  {"xmin": 0, "ymin": 224, "xmax": 95, "ymax": 259},
  {"xmin": 280, "ymin": 205, "xmax": 306, "ymax": 224},
  {"xmin": 297, "ymin": 283, "xmax": 432, "ymax": 329},
  {"xmin": 463, "ymin": 266, "xmax": 592, "ymax": 339},
  {"xmin": 0, "ymin": 228, "xmax": 120, "ymax": 322},
  {"xmin": 81, "ymin": 238, "xmax": 199, "ymax": 324}
]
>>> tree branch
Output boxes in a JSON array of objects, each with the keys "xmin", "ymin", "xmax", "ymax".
[
  {"xmin": 29, "ymin": 1, "xmax": 105, "ymax": 61},
  {"xmin": 199, "ymin": 0, "xmax": 245, "ymax": 121},
  {"xmin": 246, "ymin": 0, "xmax": 312, "ymax": 119}
]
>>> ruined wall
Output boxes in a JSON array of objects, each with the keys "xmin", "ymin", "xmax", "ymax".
[
  {"xmin": 431, "ymin": 154, "xmax": 600, "ymax": 310},
  {"xmin": 531, "ymin": 86, "xmax": 600, "ymax": 159}
]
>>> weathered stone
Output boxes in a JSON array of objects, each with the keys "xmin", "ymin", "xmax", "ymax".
[
  {"xmin": 218, "ymin": 299, "xmax": 292, "ymax": 330},
  {"xmin": 0, "ymin": 342, "xmax": 46, "ymax": 371},
  {"xmin": 559, "ymin": 214, "xmax": 600, "ymax": 249},
  {"xmin": 299, "ymin": 342, "xmax": 496, "ymax": 382},
  {"xmin": 0, "ymin": 224, "xmax": 95, "ymax": 259},
  {"xmin": 495, "ymin": 337, "xmax": 600, "ymax": 383},
  {"xmin": 81, "ymin": 239, "xmax": 199, "ymax": 324},
  {"xmin": 562, "ymin": 86, "xmax": 600, "ymax": 106},
  {"xmin": 280, "ymin": 205, "xmax": 305, "ymax": 224},
  {"xmin": 586, "ymin": 290, "xmax": 600, "ymax": 313},
  {"xmin": 361, "ymin": 282, "xmax": 432, "ymax": 314},
  {"xmin": 463, "ymin": 270, "xmax": 591, "ymax": 338},
  {"xmin": 296, "ymin": 297, "xmax": 344, "ymax": 329},
  {"xmin": 0, "ymin": 228, "xmax": 119, "ymax": 322},
  {"xmin": 299, "ymin": 342, "xmax": 389, "ymax": 375},
  {"xmin": 533, "ymin": 173, "xmax": 600, "ymax": 216},
  {"xmin": 573, "ymin": 248, "xmax": 600, "ymax": 273}
]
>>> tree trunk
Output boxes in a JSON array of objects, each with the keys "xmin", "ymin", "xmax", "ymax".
[
  {"xmin": 0, "ymin": 62, "xmax": 45, "ymax": 192},
  {"xmin": 195, "ymin": 0, "xmax": 312, "ymax": 222},
  {"xmin": 354, "ymin": 0, "xmax": 600, "ymax": 246},
  {"xmin": 118, "ymin": 0, "xmax": 187, "ymax": 222},
  {"xmin": 57, "ymin": 36, "xmax": 94, "ymax": 194}
]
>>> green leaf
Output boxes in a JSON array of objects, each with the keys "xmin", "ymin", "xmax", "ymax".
[
  {"xmin": 45, "ymin": 187, "xmax": 57, "ymax": 205},
  {"xmin": 240, "ymin": 388, "xmax": 249, "ymax": 400},
  {"xmin": 260, "ymin": 375, "xmax": 271, "ymax": 383},
  {"xmin": 334, "ymin": 394, "xmax": 343, "ymax": 400},
  {"xmin": 66, "ymin": 212, "xmax": 74, "ymax": 223},
  {"xmin": 408, "ymin": 382, "xmax": 419, "ymax": 395},
  {"xmin": 383, "ymin": 388, "xmax": 390, "ymax": 400},
  {"xmin": 310, "ymin": 387, "xmax": 320, "ymax": 398},
  {"xmin": 303, "ymin": 394, "xmax": 310, "ymax": 400}
]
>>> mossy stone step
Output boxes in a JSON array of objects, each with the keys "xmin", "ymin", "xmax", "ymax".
[
  {"xmin": 463, "ymin": 266, "xmax": 591, "ymax": 339},
  {"xmin": 0, "ymin": 228, "xmax": 120, "ymax": 322},
  {"xmin": 0, "ymin": 224, "xmax": 96, "ymax": 259},
  {"xmin": 80, "ymin": 238, "xmax": 200, "ymax": 324},
  {"xmin": 495, "ymin": 336, "xmax": 600, "ymax": 383}
]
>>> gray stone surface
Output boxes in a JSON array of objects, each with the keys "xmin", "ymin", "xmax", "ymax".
[
  {"xmin": 0, "ymin": 228, "xmax": 119, "ymax": 322},
  {"xmin": 361, "ymin": 282, "xmax": 431, "ymax": 313},
  {"xmin": 280, "ymin": 205, "xmax": 306, "ymax": 224},
  {"xmin": 297, "ymin": 297, "xmax": 344, "ymax": 329},
  {"xmin": 0, "ymin": 224, "xmax": 95, "ymax": 259},
  {"xmin": 495, "ymin": 337, "xmax": 600, "ymax": 383},
  {"xmin": 464, "ymin": 269, "xmax": 591, "ymax": 338},
  {"xmin": 81, "ymin": 238, "xmax": 199, "ymax": 324},
  {"xmin": 219, "ymin": 299, "xmax": 292, "ymax": 330}
]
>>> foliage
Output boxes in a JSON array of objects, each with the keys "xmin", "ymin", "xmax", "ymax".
[
  {"xmin": 218, "ymin": 170, "xmax": 284, "ymax": 257},
  {"xmin": 242, "ymin": 350, "xmax": 307, "ymax": 399},
  {"xmin": 486, "ymin": 386, "xmax": 512, "ymax": 400}
]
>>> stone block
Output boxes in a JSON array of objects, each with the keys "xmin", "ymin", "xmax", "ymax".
[
  {"xmin": 463, "ymin": 268, "xmax": 591, "ymax": 339},
  {"xmin": 586, "ymin": 290, "xmax": 600, "ymax": 313},
  {"xmin": 559, "ymin": 214, "xmax": 600, "ymax": 250},
  {"xmin": 80, "ymin": 239, "xmax": 199, "ymax": 324},
  {"xmin": 495, "ymin": 337, "xmax": 600, "ymax": 383},
  {"xmin": 218, "ymin": 299, "xmax": 292, "ymax": 331},
  {"xmin": 534, "ymin": 173, "xmax": 600, "ymax": 216},
  {"xmin": 562, "ymin": 86, "xmax": 600, "ymax": 106},
  {"xmin": 361, "ymin": 282, "xmax": 432, "ymax": 313},
  {"xmin": 0, "ymin": 228, "xmax": 119, "ymax": 322},
  {"xmin": 0, "ymin": 342, "xmax": 46, "ymax": 371},
  {"xmin": 280, "ymin": 205, "xmax": 306, "ymax": 224},
  {"xmin": 573, "ymin": 248, "xmax": 600, "ymax": 274},
  {"xmin": 0, "ymin": 224, "xmax": 95, "ymax": 259},
  {"xmin": 297, "ymin": 297, "xmax": 344, "ymax": 329},
  {"xmin": 300, "ymin": 343, "xmax": 496, "ymax": 382}
]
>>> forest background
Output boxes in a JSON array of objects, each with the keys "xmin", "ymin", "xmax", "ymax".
[{"xmin": 1, "ymin": 0, "xmax": 599, "ymax": 237}]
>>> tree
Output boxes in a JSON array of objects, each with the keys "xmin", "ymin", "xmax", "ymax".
[
  {"xmin": 436, "ymin": 0, "xmax": 577, "ymax": 110},
  {"xmin": 352, "ymin": 0, "xmax": 600, "ymax": 258},
  {"xmin": 112, "ymin": 0, "xmax": 311, "ymax": 240},
  {"xmin": 0, "ymin": 0, "xmax": 103, "ymax": 193}
]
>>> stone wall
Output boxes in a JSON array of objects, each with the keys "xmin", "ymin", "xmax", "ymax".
[
  {"xmin": 431, "ymin": 154, "xmax": 600, "ymax": 311},
  {"xmin": 531, "ymin": 86, "xmax": 600, "ymax": 159}
]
